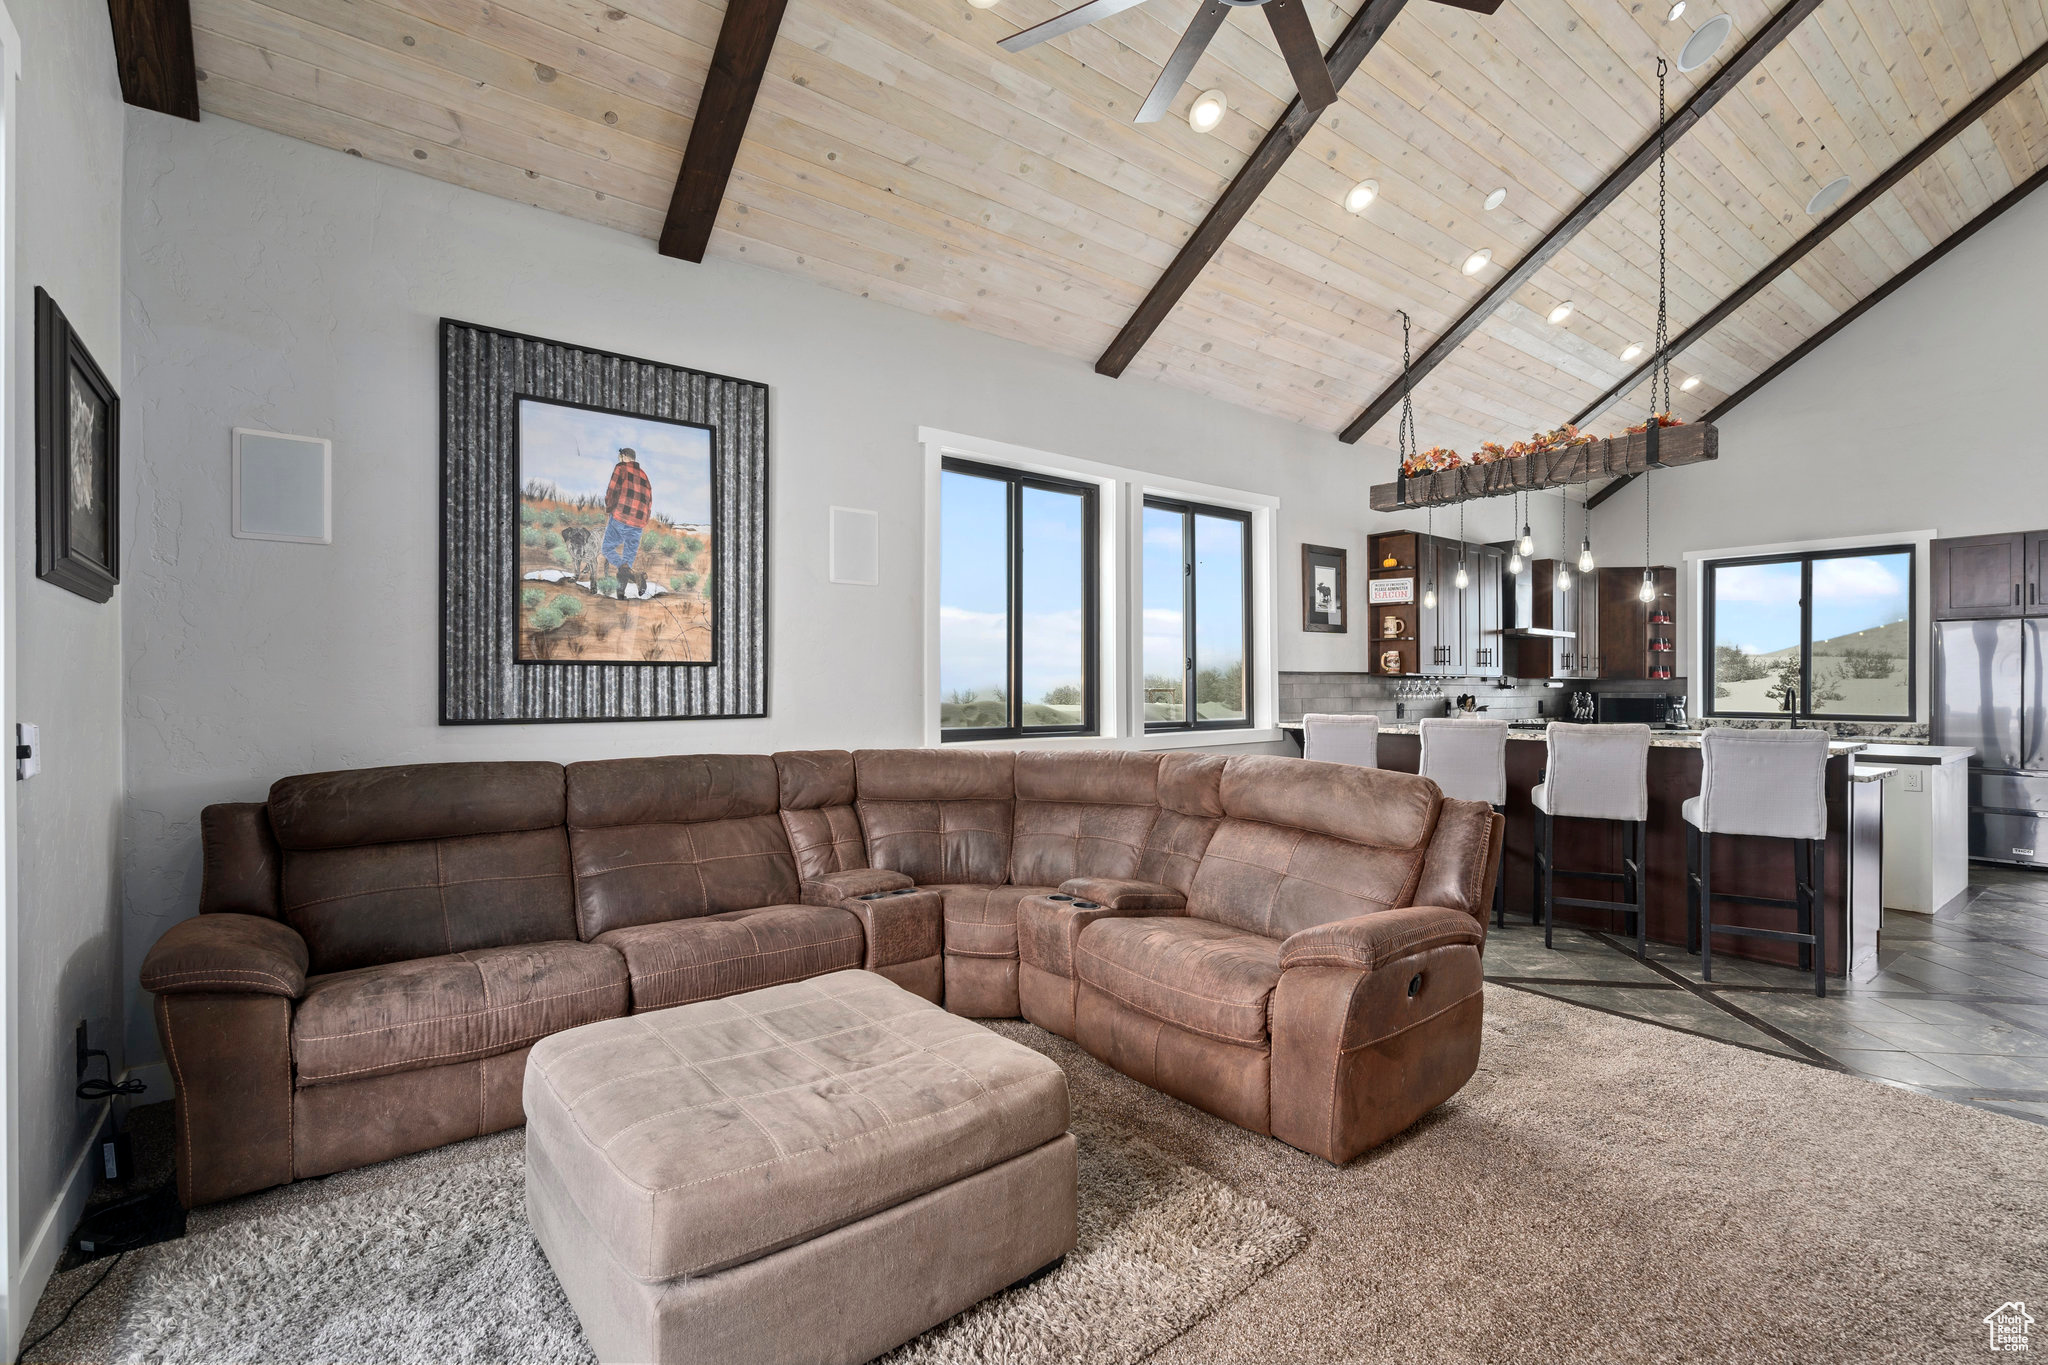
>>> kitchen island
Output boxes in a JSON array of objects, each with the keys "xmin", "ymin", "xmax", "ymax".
[{"xmin": 1281, "ymin": 723, "xmax": 1886, "ymax": 978}]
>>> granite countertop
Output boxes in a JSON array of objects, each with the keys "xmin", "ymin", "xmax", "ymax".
[{"xmin": 1280, "ymin": 720, "xmax": 1872, "ymax": 754}]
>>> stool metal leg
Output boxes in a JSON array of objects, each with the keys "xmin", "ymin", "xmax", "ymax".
[
  {"xmin": 1633, "ymin": 820, "xmax": 1649, "ymax": 962},
  {"xmin": 1794, "ymin": 839, "xmax": 1813, "ymax": 974},
  {"xmin": 1541, "ymin": 811, "xmax": 1556, "ymax": 950},
  {"xmin": 1698, "ymin": 830, "xmax": 1714, "ymax": 983},
  {"xmin": 1685, "ymin": 824, "xmax": 1700, "ymax": 954},
  {"xmin": 1818, "ymin": 834, "xmax": 1835, "ymax": 1002}
]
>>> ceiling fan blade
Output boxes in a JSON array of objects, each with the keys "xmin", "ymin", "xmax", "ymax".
[
  {"xmin": 1134, "ymin": 0, "xmax": 1230, "ymax": 122},
  {"xmin": 1263, "ymin": 0, "xmax": 1337, "ymax": 110},
  {"xmin": 998, "ymin": 0, "xmax": 1152, "ymax": 52}
]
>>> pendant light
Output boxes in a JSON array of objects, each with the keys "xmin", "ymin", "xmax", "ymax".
[
  {"xmin": 1577, "ymin": 485, "xmax": 1595, "ymax": 574},
  {"xmin": 1507, "ymin": 491, "xmax": 1525, "ymax": 574},
  {"xmin": 1423, "ymin": 503, "xmax": 1437, "ymax": 609},
  {"xmin": 1640, "ymin": 55, "xmax": 1671, "ymax": 608},
  {"xmin": 1454, "ymin": 500, "xmax": 1469, "ymax": 590},
  {"xmin": 1557, "ymin": 486, "xmax": 1572, "ymax": 593},
  {"xmin": 1517, "ymin": 491, "xmax": 1535, "ymax": 559}
]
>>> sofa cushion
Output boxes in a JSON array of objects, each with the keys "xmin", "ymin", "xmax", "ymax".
[
  {"xmin": 855, "ymin": 750, "xmax": 1015, "ymax": 886},
  {"xmin": 280, "ymin": 827, "xmax": 577, "ymax": 975},
  {"xmin": 293, "ymin": 940, "xmax": 627, "ymax": 1086},
  {"xmin": 566, "ymin": 756, "xmax": 800, "ymax": 938},
  {"xmin": 595, "ymin": 905, "xmax": 865, "ymax": 1013},
  {"xmin": 1133, "ymin": 754, "xmax": 1228, "ymax": 894},
  {"xmin": 523, "ymin": 971, "xmax": 1070, "ymax": 1281},
  {"xmin": 774, "ymin": 751, "xmax": 868, "ymax": 879},
  {"xmin": 1074, "ymin": 916, "xmax": 1281, "ymax": 1048},
  {"xmin": 1008, "ymin": 752, "xmax": 1161, "ymax": 886},
  {"xmin": 925, "ymin": 884, "xmax": 1058, "ymax": 960},
  {"xmin": 268, "ymin": 762, "xmax": 566, "ymax": 851}
]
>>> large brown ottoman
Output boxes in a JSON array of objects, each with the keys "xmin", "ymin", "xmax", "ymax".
[{"xmin": 525, "ymin": 970, "xmax": 1077, "ymax": 1365}]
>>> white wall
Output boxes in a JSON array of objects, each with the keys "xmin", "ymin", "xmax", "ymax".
[
  {"xmin": 9, "ymin": 0, "xmax": 126, "ymax": 1336},
  {"xmin": 119, "ymin": 113, "xmax": 1548, "ymax": 1070},
  {"xmin": 1590, "ymin": 183, "xmax": 2048, "ymax": 717}
]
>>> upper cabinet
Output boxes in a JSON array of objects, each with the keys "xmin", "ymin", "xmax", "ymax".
[
  {"xmin": 1596, "ymin": 567, "xmax": 1677, "ymax": 681},
  {"xmin": 2028, "ymin": 533, "xmax": 2048, "ymax": 617},
  {"xmin": 1932, "ymin": 533, "xmax": 2027, "ymax": 619},
  {"xmin": 1364, "ymin": 532, "xmax": 1504, "ymax": 678}
]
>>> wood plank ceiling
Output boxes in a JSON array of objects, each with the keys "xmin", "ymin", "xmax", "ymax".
[{"xmin": 182, "ymin": 0, "xmax": 2048, "ymax": 462}]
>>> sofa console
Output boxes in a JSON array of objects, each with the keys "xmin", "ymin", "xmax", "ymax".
[{"xmin": 141, "ymin": 748, "xmax": 1503, "ymax": 1205}]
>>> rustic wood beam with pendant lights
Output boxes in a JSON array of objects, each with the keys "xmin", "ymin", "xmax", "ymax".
[
  {"xmin": 1336, "ymin": 0, "xmax": 1826, "ymax": 445},
  {"xmin": 1093, "ymin": 0, "xmax": 1413, "ymax": 378},
  {"xmin": 107, "ymin": 0, "xmax": 201, "ymax": 122},
  {"xmin": 658, "ymin": 0, "xmax": 793, "ymax": 263},
  {"xmin": 1580, "ymin": 36, "xmax": 2048, "ymax": 511}
]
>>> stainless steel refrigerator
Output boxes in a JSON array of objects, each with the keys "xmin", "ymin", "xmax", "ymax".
[{"xmin": 1935, "ymin": 618, "xmax": 2048, "ymax": 865}]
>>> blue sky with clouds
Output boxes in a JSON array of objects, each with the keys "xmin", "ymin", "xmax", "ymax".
[
  {"xmin": 518, "ymin": 399, "xmax": 712, "ymax": 526},
  {"xmin": 1713, "ymin": 551, "xmax": 1910, "ymax": 656}
]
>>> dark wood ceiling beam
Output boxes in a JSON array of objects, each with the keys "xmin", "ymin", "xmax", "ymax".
[
  {"xmin": 1583, "ymin": 159, "xmax": 2048, "ymax": 513},
  {"xmin": 1094, "ymin": 0, "xmax": 1408, "ymax": 379},
  {"xmin": 107, "ymin": 0, "xmax": 200, "ymax": 122},
  {"xmin": 1574, "ymin": 37, "xmax": 2048, "ymax": 436},
  {"xmin": 1336, "ymin": 0, "xmax": 1825, "ymax": 445},
  {"xmin": 660, "ymin": 0, "xmax": 792, "ymax": 263}
]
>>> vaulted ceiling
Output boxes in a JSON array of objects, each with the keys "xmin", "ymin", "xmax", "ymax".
[{"xmin": 169, "ymin": 0, "xmax": 2048, "ymax": 462}]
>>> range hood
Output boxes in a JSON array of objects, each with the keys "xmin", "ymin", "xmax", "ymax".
[{"xmin": 1495, "ymin": 560, "xmax": 1575, "ymax": 638}]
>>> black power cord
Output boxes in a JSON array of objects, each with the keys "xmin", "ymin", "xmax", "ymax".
[
  {"xmin": 75, "ymin": 1049, "xmax": 145, "ymax": 1102},
  {"xmin": 13, "ymin": 1251, "xmax": 124, "ymax": 1363}
]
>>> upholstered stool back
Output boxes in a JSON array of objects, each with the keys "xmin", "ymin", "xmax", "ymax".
[
  {"xmin": 1686, "ymin": 727, "xmax": 1829, "ymax": 842},
  {"xmin": 1302, "ymin": 714, "xmax": 1379, "ymax": 768},
  {"xmin": 1419, "ymin": 718, "xmax": 1508, "ymax": 807},
  {"xmin": 1534, "ymin": 723, "xmax": 1651, "ymax": 822}
]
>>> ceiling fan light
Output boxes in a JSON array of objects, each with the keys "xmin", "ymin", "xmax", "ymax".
[
  {"xmin": 1344, "ymin": 179, "xmax": 1379, "ymax": 214},
  {"xmin": 1666, "ymin": 0, "xmax": 1685, "ymax": 19},
  {"xmin": 1680, "ymin": 375, "xmax": 1702, "ymax": 391},
  {"xmin": 1461, "ymin": 248, "xmax": 1492, "ymax": 276},
  {"xmin": 1189, "ymin": 89, "xmax": 1227, "ymax": 133},
  {"xmin": 1547, "ymin": 300, "xmax": 1575, "ymax": 325},
  {"xmin": 1483, "ymin": 187, "xmax": 1507, "ymax": 211}
]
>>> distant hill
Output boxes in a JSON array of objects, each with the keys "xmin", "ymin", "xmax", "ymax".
[{"xmin": 1753, "ymin": 617, "xmax": 1908, "ymax": 664}]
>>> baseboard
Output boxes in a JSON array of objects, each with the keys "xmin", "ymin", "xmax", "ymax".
[
  {"xmin": 122, "ymin": 1061, "xmax": 172, "ymax": 1105},
  {"xmin": 9, "ymin": 1099, "xmax": 109, "ymax": 1355}
]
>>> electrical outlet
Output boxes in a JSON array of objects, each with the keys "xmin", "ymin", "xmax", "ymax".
[{"xmin": 1903, "ymin": 768, "xmax": 1925, "ymax": 793}]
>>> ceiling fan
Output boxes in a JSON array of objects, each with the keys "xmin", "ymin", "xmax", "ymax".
[{"xmin": 997, "ymin": 0, "xmax": 1503, "ymax": 125}]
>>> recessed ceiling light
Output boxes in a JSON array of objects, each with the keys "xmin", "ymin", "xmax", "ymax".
[
  {"xmin": 968, "ymin": 0, "xmax": 999, "ymax": 9},
  {"xmin": 1548, "ymin": 300, "xmax": 1575, "ymax": 324},
  {"xmin": 1344, "ymin": 179, "xmax": 1379, "ymax": 214},
  {"xmin": 1678, "ymin": 14, "xmax": 1732, "ymax": 71},
  {"xmin": 1461, "ymin": 248, "xmax": 1492, "ymax": 276},
  {"xmin": 1188, "ymin": 89, "xmax": 1227, "ymax": 133},
  {"xmin": 1666, "ymin": 0, "xmax": 1685, "ymax": 19},
  {"xmin": 1620, "ymin": 342, "xmax": 1644, "ymax": 362},
  {"xmin": 1680, "ymin": 375, "xmax": 1702, "ymax": 391},
  {"xmin": 1807, "ymin": 174, "xmax": 1853, "ymax": 215},
  {"xmin": 1483, "ymin": 187, "xmax": 1507, "ymax": 211}
]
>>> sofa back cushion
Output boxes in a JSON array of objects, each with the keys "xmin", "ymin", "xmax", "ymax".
[
  {"xmin": 774, "ymin": 750, "xmax": 867, "ymax": 878},
  {"xmin": 1135, "ymin": 753, "xmax": 1227, "ymax": 894},
  {"xmin": 1009, "ymin": 751, "xmax": 1162, "ymax": 886},
  {"xmin": 1188, "ymin": 755, "xmax": 1440, "ymax": 938},
  {"xmin": 854, "ymin": 749, "xmax": 1015, "ymax": 886},
  {"xmin": 267, "ymin": 762, "xmax": 574, "ymax": 974},
  {"xmin": 566, "ymin": 755, "xmax": 798, "ymax": 938}
]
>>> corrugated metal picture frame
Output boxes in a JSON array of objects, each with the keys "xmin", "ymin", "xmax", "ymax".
[{"xmin": 439, "ymin": 318, "xmax": 768, "ymax": 723}]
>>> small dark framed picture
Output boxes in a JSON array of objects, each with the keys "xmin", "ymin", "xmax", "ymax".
[
  {"xmin": 35, "ymin": 288, "xmax": 119, "ymax": 603},
  {"xmin": 1302, "ymin": 544, "xmax": 1347, "ymax": 633}
]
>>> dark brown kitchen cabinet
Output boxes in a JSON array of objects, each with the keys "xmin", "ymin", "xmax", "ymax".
[
  {"xmin": 1365, "ymin": 531, "xmax": 1504, "ymax": 678},
  {"xmin": 1596, "ymin": 566, "xmax": 1677, "ymax": 680},
  {"xmin": 1932, "ymin": 533, "xmax": 2026, "ymax": 619},
  {"xmin": 1472, "ymin": 546, "xmax": 1505, "ymax": 677},
  {"xmin": 1511, "ymin": 560, "xmax": 1579, "ymax": 678},
  {"xmin": 2027, "ymin": 532, "xmax": 2048, "ymax": 616}
]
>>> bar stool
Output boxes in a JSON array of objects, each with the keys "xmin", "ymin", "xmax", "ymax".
[
  {"xmin": 1420, "ymin": 718, "xmax": 1510, "ymax": 928},
  {"xmin": 1303, "ymin": 713, "xmax": 1378, "ymax": 768},
  {"xmin": 1685, "ymin": 727, "xmax": 1830, "ymax": 998},
  {"xmin": 1533, "ymin": 723, "xmax": 1652, "ymax": 958}
]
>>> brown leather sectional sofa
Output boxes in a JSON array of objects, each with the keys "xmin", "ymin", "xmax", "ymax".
[{"xmin": 141, "ymin": 748, "xmax": 1503, "ymax": 1206}]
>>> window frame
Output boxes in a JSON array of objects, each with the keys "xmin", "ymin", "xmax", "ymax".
[
  {"xmin": 1701, "ymin": 542, "xmax": 1918, "ymax": 722},
  {"xmin": 937, "ymin": 455, "xmax": 1100, "ymax": 743},
  {"xmin": 1142, "ymin": 495, "xmax": 1254, "ymax": 735}
]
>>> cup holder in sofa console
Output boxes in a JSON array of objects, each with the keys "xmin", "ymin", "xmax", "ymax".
[
  {"xmin": 1408, "ymin": 973, "xmax": 1424, "ymax": 998},
  {"xmin": 1071, "ymin": 901, "xmax": 1100, "ymax": 909}
]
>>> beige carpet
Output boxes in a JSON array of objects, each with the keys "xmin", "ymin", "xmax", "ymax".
[{"xmin": 25, "ymin": 986, "xmax": 2048, "ymax": 1363}]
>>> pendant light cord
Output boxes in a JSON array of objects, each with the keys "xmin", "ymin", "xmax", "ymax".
[{"xmin": 1654, "ymin": 57, "xmax": 1672, "ymax": 419}]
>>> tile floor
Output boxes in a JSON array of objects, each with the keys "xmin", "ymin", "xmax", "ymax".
[{"xmin": 1489, "ymin": 863, "xmax": 2048, "ymax": 1126}]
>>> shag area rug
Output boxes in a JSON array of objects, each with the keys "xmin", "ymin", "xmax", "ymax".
[
  {"xmin": 25, "ymin": 986, "xmax": 2048, "ymax": 1363},
  {"xmin": 20, "ymin": 1094, "xmax": 1302, "ymax": 1364}
]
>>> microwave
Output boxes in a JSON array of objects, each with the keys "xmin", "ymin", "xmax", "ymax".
[{"xmin": 1597, "ymin": 693, "xmax": 1687, "ymax": 728}]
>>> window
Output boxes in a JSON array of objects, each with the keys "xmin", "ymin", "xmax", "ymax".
[
  {"xmin": 938, "ymin": 457, "xmax": 1097, "ymax": 739},
  {"xmin": 1144, "ymin": 497, "xmax": 1252, "ymax": 731},
  {"xmin": 1704, "ymin": 545, "xmax": 1915, "ymax": 719}
]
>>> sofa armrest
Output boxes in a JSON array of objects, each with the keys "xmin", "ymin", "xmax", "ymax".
[
  {"xmin": 801, "ymin": 868, "xmax": 914, "ymax": 906},
  {"xmin": 844, "ymin": 888, "xmax": 943, "ymax": 971},
  {"xmin": 1056, "ymin": 878, "xmax": 1186, "ymax": 912},
  {"xmin": 141, "ymin": 914, "xmax": 309, "ymax": 999},
  {"xmin": 1278, "ymin": 905, "xmax": 1483, "ymax": 975}
]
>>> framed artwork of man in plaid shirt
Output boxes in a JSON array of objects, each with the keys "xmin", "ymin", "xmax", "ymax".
[{"xmin": 512, "ymin": 395, "xmax": 716, "ymax": 665}]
